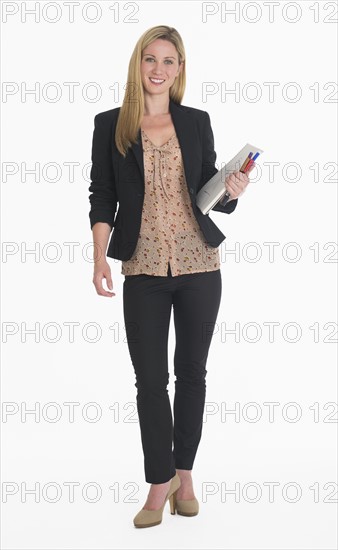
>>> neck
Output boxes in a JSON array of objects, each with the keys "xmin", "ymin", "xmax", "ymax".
[{"xmin": 143, "ymin": 93, "xmax": 170, "ymax": 117}]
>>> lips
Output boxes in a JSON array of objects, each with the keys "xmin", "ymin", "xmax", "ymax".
[{"xmin": 149, "ymin": 77, "xmax": 165, "ymax": 85}]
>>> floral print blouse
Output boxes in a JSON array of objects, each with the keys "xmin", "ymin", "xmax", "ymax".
[{"xmin": 121, "ymin": 129, "xmax": 220, "ymax": 277}]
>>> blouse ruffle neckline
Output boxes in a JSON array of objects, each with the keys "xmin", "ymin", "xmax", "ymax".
[
  {"xmin": 141, "ymin": 129, "xmax": 177, "ymax": 152},
  {"xmin": 141, "ymin": 129, "xmax": 178, "ymax": 200}
]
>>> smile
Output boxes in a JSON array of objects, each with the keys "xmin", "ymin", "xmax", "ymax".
[{"xmin": 149, "ymin": 78, "xmax": 165, "ymax": 85}]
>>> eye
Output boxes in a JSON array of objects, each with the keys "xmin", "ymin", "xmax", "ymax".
[{"xmin": 144, "ymin": 57, "xmax": 174, "ymax": 64}]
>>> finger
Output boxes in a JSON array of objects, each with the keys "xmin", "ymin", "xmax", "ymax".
[
  {"xmin": 238, "ymin": 170, "xmax": 249, "ymax": 182},
  {"xmin": 93, "ymin": 274, "xmax": 115, "ymax": 297},
  {"xmin": 230, "ymin": 173, "xmax": 244, "ymax": 193},
  {"xmin": 98, "ymin": 285, "xmax": 115, "ymax": 297},
  {"xmin": 231, "ymin": 170, "xmax": 241, "ymax": 182},
  {"xmin": 237, "ymin": 171, "xmax": 250, "ymax": 188},
  {"xmin": 236, "ymin": 171, "xmax": 249, "ymax": 189},
  {"xmin": 106, "ymin": 272, "xmax": 113, "ymax": 291},
  {"xmin": 225, "ymin": 178, "xmax": 235, "ymax": 196},
  {"xmin": 229, "ymin": 172, "xmax": 242, "ymax": 190},
  {"xmin": 101, "ymin": 290, "xmax": 115, "ymax": 297},
  {"xmin": 226, "ymin": 182, "xmax": 238, "ymax": 199}
]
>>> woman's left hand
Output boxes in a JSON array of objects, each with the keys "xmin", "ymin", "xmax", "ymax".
[{"xmin": 225, "ymin": 162, "xmax": 255, "ymax": 201}]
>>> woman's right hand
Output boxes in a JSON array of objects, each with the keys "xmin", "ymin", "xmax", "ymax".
[{"xmin": 92, "ymin": 260, "xmax": 116, "ymax": 297}]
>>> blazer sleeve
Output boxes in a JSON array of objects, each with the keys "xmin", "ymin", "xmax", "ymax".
[
  {"xmin": 202, "ymin": 111, "xmax": 238, "ymax": 214},
  {"xmin": 88, "ymin": 113, "xmax": 118, "ymax": 231}
]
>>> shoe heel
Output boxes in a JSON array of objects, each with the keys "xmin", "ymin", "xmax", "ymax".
[{"xmin": 169, "ymin": 491, "xmax": 177, "ymax": 515}]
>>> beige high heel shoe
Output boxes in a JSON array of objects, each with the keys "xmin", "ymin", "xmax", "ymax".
[
  {"xmin": 133, "ymin": 472, "xmax": 181, "ymax": 528},
  {"xmin": 175, "ymin": 496, "xmax": 199, "ymax": 516}
]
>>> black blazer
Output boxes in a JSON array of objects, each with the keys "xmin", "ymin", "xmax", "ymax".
[{"xmin": 88, "ymin": 98, "xmax": 238, "ymax": 261}]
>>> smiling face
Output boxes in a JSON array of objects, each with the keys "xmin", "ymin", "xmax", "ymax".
[{"xmin": 140, "ymin": 38, "xmax": 183, "ymax": 97}]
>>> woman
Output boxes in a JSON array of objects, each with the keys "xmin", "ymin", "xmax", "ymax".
[{"xmin": 88, "ymin": 25, "xmax": 253, "ymax": 528}]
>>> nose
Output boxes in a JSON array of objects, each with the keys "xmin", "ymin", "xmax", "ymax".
[{"xmin": 152, "ymin": 61, "xmax": 164, "ymax": 74}]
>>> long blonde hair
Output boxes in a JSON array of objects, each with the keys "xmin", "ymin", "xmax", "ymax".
[{"xmin": 115, "ymin": 25, "xmax": 186, "ymax": 157}]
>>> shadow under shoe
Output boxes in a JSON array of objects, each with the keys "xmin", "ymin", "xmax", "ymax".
[{"xmin": 133, "ymin": 472, "xmax": 181, "ymax": 528}]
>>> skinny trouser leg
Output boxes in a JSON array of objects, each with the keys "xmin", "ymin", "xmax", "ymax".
[
  {"xmin": 123, "ymin": 275, "xmax": 176, "ymax": 484},
  {"xmin": 172, "ymin": 269, "xmax": 222, "ymax": 469},
  {"xmin": 123, "ymin": 268, "xmax": 222, "ymax": 484}
]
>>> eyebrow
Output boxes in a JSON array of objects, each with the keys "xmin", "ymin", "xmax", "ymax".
[{"xmin": 143, "ymin": 54, "xmax": 176, "ymax": 59}]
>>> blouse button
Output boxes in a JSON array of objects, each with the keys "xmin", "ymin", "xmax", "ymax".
[{"xmin": 190, "ymin": 187, "xmax": 194, "ymax": 194}]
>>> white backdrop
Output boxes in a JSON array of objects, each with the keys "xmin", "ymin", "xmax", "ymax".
[{"xmin": 1, "ymin": 1, "xmax": 337, "ymax": 549}]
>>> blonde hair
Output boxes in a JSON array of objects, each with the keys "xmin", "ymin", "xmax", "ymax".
[{"xmin": 115, "ymin": 25, "xmax": 186, "ymax": 157}]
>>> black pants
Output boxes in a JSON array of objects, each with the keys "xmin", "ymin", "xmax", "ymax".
[{"xmin": 123, "ymin": 263, "xmax": 222, "ymax": 484}]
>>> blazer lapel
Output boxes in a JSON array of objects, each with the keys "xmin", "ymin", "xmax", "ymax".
[{"xmin": 130, "ymin": 98, "xmax": 195, "ymax": 189}]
